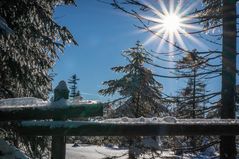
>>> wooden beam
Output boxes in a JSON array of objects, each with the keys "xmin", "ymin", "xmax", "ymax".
[
  {"xmin": 17, "ymin": 120, "xmax": 239, "ymax": 136},
  {"xmin": 0, "ymin": 104, "xmax": 103, "ymax": 121}
]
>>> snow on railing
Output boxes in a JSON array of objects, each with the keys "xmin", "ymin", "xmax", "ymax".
[
  {"xmin": 17, "ymin": 117, "xmax": 239, "ymax": 136},
  {"xmin": 0, "ymin": 97, "xmax": 48, "ymax": 109},
  {"xmin": 0, "ymin": 97, "xmax": 100, "ymax": 110},
  {"xmin": 0, "ymin": 97, "xmax": 103, "ymax": 121}
]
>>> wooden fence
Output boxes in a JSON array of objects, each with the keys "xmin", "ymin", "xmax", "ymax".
[{"xmin": 0, "ymin": 81, "xmax": 238, "ymax": 159}]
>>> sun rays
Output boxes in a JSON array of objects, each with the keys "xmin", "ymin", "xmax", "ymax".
[{"xmin": 141, "ymin": 0, "xmax": 203, "ymax": 52}]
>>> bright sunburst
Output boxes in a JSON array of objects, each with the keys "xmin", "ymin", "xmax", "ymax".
[
  {"xmin": 162, "ymin": 14, "xmax": 181, "ymax": 33},
  {"xmin": 142, "ymin": 0, "xmax": 202, "ymax": 52}
]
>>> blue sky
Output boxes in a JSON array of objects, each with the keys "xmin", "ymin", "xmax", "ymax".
[
  {"xmin": 52, "ymin": 0, "xmax": 238, "ymax": 102},
  {"xmin": 53, "ymin": 0, "xmax": 146, "ymax": 101}
]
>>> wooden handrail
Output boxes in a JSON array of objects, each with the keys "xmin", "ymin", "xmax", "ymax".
[
  {"xmin": 0, "ymin": 104, "xmax": 103, "ymax": 121},
  {"xmin": 17, "ymin": 119, "xmax": 239, "ymax": 136}
]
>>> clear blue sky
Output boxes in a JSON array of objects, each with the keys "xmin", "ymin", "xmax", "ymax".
[
  {"xmin": 52, "ymin": 0, "xmax": 238, "ymax": 102},
  {"xmin": 53, "ymin": 0, "xmax": 147, "ymax": 101}
]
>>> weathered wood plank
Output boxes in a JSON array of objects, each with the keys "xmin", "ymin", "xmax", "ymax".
[
  {"xmin": 18, "ymin": 120, "xmax": 239, "ymax": 136},
  {"xmin": 0, "ymin": 104, "xmax": 103, "ymax": 121}
]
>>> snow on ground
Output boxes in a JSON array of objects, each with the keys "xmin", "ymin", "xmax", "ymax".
[
  {"xmin": 66, "ymin": 144, "xmax": 127, "ymax": 159},
  {"xmin": 66, "ymin": 144, "xmax": 215, "ymax": 159}
]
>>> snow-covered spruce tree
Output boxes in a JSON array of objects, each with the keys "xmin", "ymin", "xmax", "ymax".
[
  {"xmin": 99, "ymin": 41, "xmax": 167, "ymax": 118},
  {"xmin": 0, "ymin": 1, "xmax": 77, "ymax": 158},
  {"xmin": 99, "ymin": 41, "xmax": 167, "ymax": 159},
  {"xmin": 0, "ymin": 0, "xmax": 77, "ymax": 100}
]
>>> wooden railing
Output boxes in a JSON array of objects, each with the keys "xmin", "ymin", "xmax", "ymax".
[
  {"xmin": 0, "ymin": 104, "xmax": 103, "ymax": 121},
  {"xmin": 0, "ymin": 81, "xmax": 238, "ymax": 159},
  {"xmin": 17, "ymin": 119, "xmax": 239, "ymax": 136}
]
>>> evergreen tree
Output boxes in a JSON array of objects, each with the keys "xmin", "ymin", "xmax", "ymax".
[
  {"xmin": 68, "ymin": 74, "xmax": 82, "ymax": 99},
  {"xmin": 172, "ymin": 50, "xmax": 210, "ymax": 152},
  {"xmin": 176, "ymin": 79, "xmax": 206, "ymax": 119},
  {"xmin": 99, "ymin": 41, "xmax": 167, "ymax": 118},
  {"xmin": 99, "ymin": 41, "xmax": 167, "ymax": 159},
  {"xmin": 175, "ymin": 51, "xmax": 208, "ymax": 119},
  {"xmin": 0, "ymin": 0, "xmax": 77, "ymax": 100},
  {"xmin": 0, "ymin": 1, "xmax": 77, "ymax": 158}
]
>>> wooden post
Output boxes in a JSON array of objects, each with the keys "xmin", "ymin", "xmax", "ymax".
[{"xmin": 51, "ymin": 81, "xmax": 69, "ymax": 159}]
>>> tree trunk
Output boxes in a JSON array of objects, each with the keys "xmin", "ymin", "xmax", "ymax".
[
  {"xmin": 192, "ymin": 66, "xmax": 196, "ymax": 119},
  {"xmin": 191, "ymin": 66, "xmax": 197, "ymax": 148},
  {"xmin": 220, "ymin": 0, "xmax": 237, "ymax": 159}
]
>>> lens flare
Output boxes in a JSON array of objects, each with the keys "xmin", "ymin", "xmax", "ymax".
[{"xmin": 141, "ymin": 0, "xmax": 202, "ymax": 52}]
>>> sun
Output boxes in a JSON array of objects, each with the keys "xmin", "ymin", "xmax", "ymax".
[
  {"xmin": 141, "ymin": 0, "xmax": 201, "ymax": 52},
  {"xmin": 162, "ymin": 14, "xmax": 181, "ymax": 33}
]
